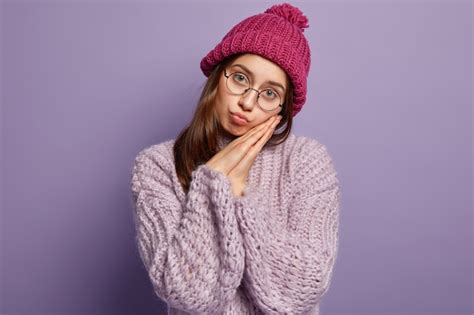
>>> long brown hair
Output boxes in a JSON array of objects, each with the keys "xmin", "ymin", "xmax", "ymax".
[{"xmin": 173, "ymin": 53, "xmax": 294, "ymax": 194}]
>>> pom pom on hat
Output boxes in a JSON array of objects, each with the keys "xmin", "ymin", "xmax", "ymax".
[{"xmin": 264, "ymin": 3, "xmax": 309, "ymax": 32}]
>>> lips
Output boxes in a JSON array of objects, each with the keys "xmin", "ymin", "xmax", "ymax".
[
  {"xmin": 230, "ymin": 112, "xmax": 249, "ymax": 126},
  {"xmin": 231, "ymin": 112, "xmax": 249, "ymax": 122}
]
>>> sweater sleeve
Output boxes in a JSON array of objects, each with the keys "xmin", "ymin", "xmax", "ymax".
[
  {"xmin": 130, "ymin": 146, "xmax": 245, "ymax": 314},
  {"xmin": 233, "ymin": 141, "xmax": 341, "ymax": 314}
]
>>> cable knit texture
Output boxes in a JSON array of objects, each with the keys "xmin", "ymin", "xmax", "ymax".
[{"xmin": 130, "ymin": 133, "xmax": 341, "ymax": 314}]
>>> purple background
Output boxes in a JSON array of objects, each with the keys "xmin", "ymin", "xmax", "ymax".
[{"xmin": 1, "ymin": 1, "xmax": 472, "ymax": 314}]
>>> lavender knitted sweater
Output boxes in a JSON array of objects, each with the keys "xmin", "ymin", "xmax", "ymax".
[{"xmin": 130, "ymin": 133, "xmax": 340, "ymax": 314}]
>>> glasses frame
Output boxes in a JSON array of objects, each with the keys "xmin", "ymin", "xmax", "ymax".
[{"xmin": 223, "ymin": 68, "xmax": 284, "ymax": 112}]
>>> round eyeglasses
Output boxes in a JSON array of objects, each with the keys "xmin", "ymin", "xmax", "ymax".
[{"xmin": 224, "ymin": 68, "xmax": 284, "ymax": 111}]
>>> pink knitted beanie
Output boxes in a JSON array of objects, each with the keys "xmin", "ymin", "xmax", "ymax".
[{"xmin": 200, "ymin": 3, "xmax": 311, "ymax": 117}]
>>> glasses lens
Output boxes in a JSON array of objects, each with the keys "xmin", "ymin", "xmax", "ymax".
[
  {"xmin": 258, "ymin": 89, "xmax": 281, "ymax": 111},
  {"xmin": 226, "ymin": 72, "xmax": 249, "ymax": 95}
]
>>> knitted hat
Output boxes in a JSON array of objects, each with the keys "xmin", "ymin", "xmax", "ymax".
[{"xmin": 200, "ymin": 3, "xmax": 311, "ymax": 118}]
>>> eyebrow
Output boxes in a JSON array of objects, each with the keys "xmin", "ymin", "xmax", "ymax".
[{"xmin": 230, "ymin": 64, "xmax": 286, "ymax": 93}]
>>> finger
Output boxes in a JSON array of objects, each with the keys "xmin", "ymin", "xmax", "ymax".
[
  {"xmin": 216, "ymin": 116, "xmax": 278, "ymax": 168},
  {"xmin": 250, "ymin": 116, "xmax": 280, "ymax": 153},
  {"xmin": 221, "ymin": 116, "xmax": 275, "ymax": 154},
  {"xmin": 232, "ymin": 117, "xmax": 280, "ymax": 170},
  {"xmin": 234, "ymin": 117, "xmax": 274, "ymax": 144},
  {"xmin": 245, "ymin": 115, "xmax": 279, "ymax": 143},
  {"xmin": 260, "ymin": 116, "xmax": 281, "ymax": 145},
  {"xmin": 208, "ymin": 117, "xmax": 276, "ymax": 174},
  {"xmin": 240, "ymin": 116, "xmax": 278, "ymax": 145}
]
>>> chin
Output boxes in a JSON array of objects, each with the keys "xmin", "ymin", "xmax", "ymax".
[
  {"xmin": 226, "ymin": 126, "xmax": 245, "ymax": 136},
  {"xmin": 224, "ymin": 122, "xmax": 248, "ymax": 137}
]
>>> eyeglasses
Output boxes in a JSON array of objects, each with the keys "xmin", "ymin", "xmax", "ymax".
[{"xmin": 223, "ymin": 68, "xmax": 284, "ymax": 112}]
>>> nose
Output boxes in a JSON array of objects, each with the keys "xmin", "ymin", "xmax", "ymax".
[{"xmin": 238, "ymin": 88, "xmax": 259, "ymax": 110}]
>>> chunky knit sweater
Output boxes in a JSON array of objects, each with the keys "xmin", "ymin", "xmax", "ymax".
[{"xmin": 130, "ymin": 132, "xmax": 341, "ymax": 315}]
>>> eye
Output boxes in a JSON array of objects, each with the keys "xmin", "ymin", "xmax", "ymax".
[
  {"xmin": 232, "ymin": 73, "xmax": 248, "ymax": 83},
  {"xmin": 263, "ymin": 89, "xmax": 278, "ymax": 99}
]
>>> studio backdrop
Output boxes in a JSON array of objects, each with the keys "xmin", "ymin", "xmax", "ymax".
[{"xmin": 1, "ymin": 1, "xmax": 472, "ymax": 315}]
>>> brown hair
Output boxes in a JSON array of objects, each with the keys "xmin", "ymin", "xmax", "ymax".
[{"xmin": 173, "ymin": 53, "xmax": 295, "ymax": 194}]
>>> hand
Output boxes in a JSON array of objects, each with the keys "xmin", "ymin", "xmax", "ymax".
[
  {"xmin": 228, "ymin": 115, "xmax": 281, "ymax": 196},
  {"xmin": 205, "ymin": 115, "xmax": 282, "ymax": 197}
]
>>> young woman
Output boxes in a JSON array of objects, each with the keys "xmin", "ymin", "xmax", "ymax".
[{"xmin": 130, "ymin": 3, "xmax": 341, "ymax": 314}]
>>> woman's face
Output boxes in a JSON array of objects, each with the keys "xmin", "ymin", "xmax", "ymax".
[{"xmin": 215, "ymin": 53, "xmax": 288, "ymax": 136}]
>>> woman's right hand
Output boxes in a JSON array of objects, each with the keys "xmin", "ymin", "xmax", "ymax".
[{"xmin": 205, "ymin": 115, "xmax": 282, "ymax": 196}]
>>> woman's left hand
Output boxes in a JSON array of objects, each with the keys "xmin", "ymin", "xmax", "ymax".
[{"xmin": 228, "ymin": 115, "xmax": 282, "ymax": 197}]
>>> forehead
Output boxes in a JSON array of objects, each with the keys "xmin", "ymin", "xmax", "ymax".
[{"xmin": 230, "ymin": 54, "xmax": 287, "ymax": 83}]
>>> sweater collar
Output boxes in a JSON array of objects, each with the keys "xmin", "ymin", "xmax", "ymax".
[{"xmin": 216, "ymin": 131, "xmax": 236, "ymax": 150}]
